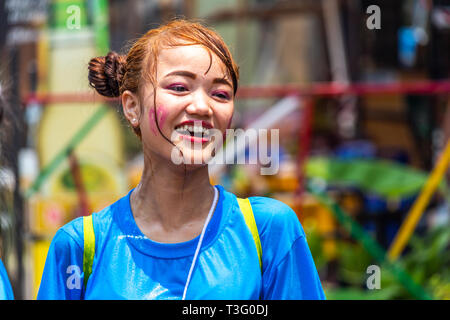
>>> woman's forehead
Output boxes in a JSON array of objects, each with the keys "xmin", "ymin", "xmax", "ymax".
[{"xmin": 157, "ymin": 45, "xmax": 228, "ymax": 79}]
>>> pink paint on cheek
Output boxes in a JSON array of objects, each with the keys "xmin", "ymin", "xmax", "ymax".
[
  {"xmin": 148, "ymin": 106, "xmax": 168, "ymax": 136},
  {"xmin": 157, "ymin": 106, "xmax": 168, "ymax": 131}
]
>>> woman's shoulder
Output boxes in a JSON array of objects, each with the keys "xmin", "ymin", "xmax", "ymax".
[
  {"xmin": 247, "ymin": 196, "xmax": 296, "ymax": 217},
  {"xmin": 239, "ymin": 195, "xmax": 308, "ymax": 269},
  {"xmin": 246, "ymin": 195, "xmax": 306, "ymax": 239},
  {"xmin": 54, "ymin": 195, "xmax": 122, "ymax": 249}
]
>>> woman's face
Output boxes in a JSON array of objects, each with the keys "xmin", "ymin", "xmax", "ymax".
[{"xmin": 135, "ymin": 44, "xmax": 234, "ymax": 169}]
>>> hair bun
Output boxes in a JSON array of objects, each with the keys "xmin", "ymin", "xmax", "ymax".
[{"xmin": 88, "ymin": 51, "xmax": 126, "ymax": 97}]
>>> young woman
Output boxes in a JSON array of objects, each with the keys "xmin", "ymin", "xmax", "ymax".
[{"xmin": 37, "ymin": 19, "xmax": 325, "ymax": 300}]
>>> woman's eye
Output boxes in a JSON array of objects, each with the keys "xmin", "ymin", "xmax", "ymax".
[
  {"xmin": 168, "ymin": 84, "xmax": 188, "ymax": 92},
  {"xmin": 213, "ymin": 91, "xmax": 231, "ymax": 100}
]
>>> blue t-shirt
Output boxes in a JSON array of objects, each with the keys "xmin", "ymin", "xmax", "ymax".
[
  {"xmin": 0, "ymin": 259, "xmax": 14, "ymax": 300},
  {"xmin": 37, "ymin": 185, "xmax": 325, "ymax": 300}
]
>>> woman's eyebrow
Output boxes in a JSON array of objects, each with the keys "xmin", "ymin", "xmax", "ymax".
[
  {"xmin": 164, "ymin": 70, "xmax": 197, "ymax": 79},
  {"xmin": 164, "ymin": 70, "xmax": 232, "ymax": 88},
  {"xmin": 213, "ymin": 77, "xmax": 232, "ymax": 88}
]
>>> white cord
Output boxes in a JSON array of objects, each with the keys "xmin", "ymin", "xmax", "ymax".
[{"xmin": 182, "ymin": 186, "xmax": 218, "ymax": 300}]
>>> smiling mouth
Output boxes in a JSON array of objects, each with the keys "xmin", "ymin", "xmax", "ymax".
[{"xmin": 174, "ymin": 122, "xmax": 212, "ymax": 140}]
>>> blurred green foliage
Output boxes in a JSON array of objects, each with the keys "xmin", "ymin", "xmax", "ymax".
[
  {"xmin": 311, "ymin": 225, "xmax": 449, "ymax": 300},
  {"xmin": 305, "ymin": 226, "xmax": 327, "ymax": 272}
]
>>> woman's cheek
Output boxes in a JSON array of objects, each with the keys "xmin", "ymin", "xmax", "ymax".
[
  {"xmin": 157, "ymin": 106, "xmax": 168, "ymax": 130},
  {"xmin": 148, "ymin": 105, "xmax": 168, "ymax": 136},
  {"xmin": 223, "ymin": 113, "xmax": 233, "ymax": 141},
  {"xmin": 226, "ymin": 114, "xmax": 233, "ymax": 129}
]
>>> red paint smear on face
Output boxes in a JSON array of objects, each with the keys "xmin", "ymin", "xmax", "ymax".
[
  {"xmin": 148, "ymin": 106, "xmax": 168, "ymax": 136},
  {"xmin": 158, "ymin": 106, "xmax": 168, "ymax": 131}
]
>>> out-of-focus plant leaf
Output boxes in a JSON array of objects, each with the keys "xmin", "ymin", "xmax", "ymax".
[
  {"xmin": 304, "ymin": 225, "xmax": 327, "ymax": 271},
  {"xmin": 336, "ymin": 241, "xmax": 373, "ymax": 286},
  {"xmin": 306, "ymin": 157, "xmax": 449, "ymax": 198}
]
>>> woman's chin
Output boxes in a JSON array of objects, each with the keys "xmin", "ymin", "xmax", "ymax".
[
  {"xmin": 176, "ymin": 154, "xmax": 214, "ymax": 168},
  {"xmin": 170, "ymin": 141, "xmax": 217, "ymax": 166}
]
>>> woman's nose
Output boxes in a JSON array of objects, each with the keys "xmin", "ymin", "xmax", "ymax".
[{"xmin": 185, "ymin": 91, "xmax": 212, "ymax": 116}]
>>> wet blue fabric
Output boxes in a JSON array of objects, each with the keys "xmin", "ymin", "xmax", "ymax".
[
  {"xmin": 0, "ymin": 259, "xmax": 14, "ymax": 300},
  {"xmin": 37, "ymin": 185, "xmax": 325, "ymax": 300}
]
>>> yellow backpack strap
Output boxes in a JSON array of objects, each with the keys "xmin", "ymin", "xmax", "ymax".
[
  {"xmin": 83, "ymin": 215, "xmax": 95, "ymax": 288},
  {"xmin": 237, "ymin": 198, "xmax": 262, "ymax": 272}
]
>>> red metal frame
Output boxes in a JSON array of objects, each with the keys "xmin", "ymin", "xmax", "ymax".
[{"xmin": 23, "ymin": 79, "xmax": 450, "ymax": 105}]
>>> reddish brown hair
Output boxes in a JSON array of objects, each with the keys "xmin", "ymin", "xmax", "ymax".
[{"xmin": 88, "ymin": 19, "xmax": 240, "ymax": 137}]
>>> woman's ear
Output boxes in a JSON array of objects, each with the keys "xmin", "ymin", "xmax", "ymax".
[{"xmin": 122, "ymin": 90, "xmax": 141, "ymax": 128}]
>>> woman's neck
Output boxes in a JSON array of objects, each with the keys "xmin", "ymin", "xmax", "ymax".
[{"xmin": 129, "ymin": 154, "xmax": 216, "ymax": 241}]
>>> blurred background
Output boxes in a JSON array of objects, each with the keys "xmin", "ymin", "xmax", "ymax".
[{"xmin": 0, "ymin": 0, "xmax": 449, "ymax": 300}]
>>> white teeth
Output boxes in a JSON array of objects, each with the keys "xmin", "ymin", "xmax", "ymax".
[{"xmin": 175, "ymin": 124, "xmax": 210, "ymax": 136}]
